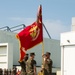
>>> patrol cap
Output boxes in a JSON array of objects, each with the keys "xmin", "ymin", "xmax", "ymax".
[
  {"xmin": 46, "ymin": 52, "xmax": 51, "ymax": 55},
  {"xmin": 30, "ymin": 52, "xmax": 35, "ymax": 56}
]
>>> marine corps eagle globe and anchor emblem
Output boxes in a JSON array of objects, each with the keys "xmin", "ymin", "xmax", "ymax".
[{"xmin": 29, "ymin": 23, "xmax": 40, "ymax": 41}]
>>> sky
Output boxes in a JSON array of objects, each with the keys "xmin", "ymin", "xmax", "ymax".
[{"xmin": 0, "ymin": 0, "xmax": 75, "ymax": 40}]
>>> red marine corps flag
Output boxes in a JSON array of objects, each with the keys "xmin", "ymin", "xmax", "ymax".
[{"xmin": 16, "ymin": 5, "xmax": 43, "ymax": 61}]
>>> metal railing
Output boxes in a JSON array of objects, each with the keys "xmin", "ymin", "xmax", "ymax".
[
  {"xmin": 0, "ymin": 24, "xmax": 26, "ymax": 32},
  {"xmin": 0, "ymin": 23, "xmax": 51, "ymax": 39}
]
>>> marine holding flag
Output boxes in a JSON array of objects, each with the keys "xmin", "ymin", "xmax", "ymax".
[{"xmin": 16, "ymin": 5, "xmax": 43, "ymax": 62}]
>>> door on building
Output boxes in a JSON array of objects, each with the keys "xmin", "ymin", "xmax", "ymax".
[{"xmin": 64, "ymin": 45, "xmax": 75, "ymax": 75}]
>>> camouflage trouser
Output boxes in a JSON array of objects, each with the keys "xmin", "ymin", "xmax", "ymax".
[
  {"xmin": 26, "ymin": 72, "xmax": 34, "ymax": 75},
  {"xmin": 20, "ymin": 71, "xmax": 27, "ymax": 75},
  {"xmin": 38, "ymin": 68, "xmax": 49, "ymax": 75}
]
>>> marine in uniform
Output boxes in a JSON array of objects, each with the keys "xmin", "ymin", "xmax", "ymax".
[
  {"xmin": 43, "ymin": 52, "xmax": 53, "ymax": 75},
  {"xmin": 19, "ymin": 54, "xmax": 29, "ymax": 75},
  {"xmin": 26, "ymin": 53, "xmax": 36, "ymax": 75}
]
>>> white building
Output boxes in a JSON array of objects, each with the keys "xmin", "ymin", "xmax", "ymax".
[{"xmin": 60, "ymin": 17, "xmax": 75, "ymax": 75}]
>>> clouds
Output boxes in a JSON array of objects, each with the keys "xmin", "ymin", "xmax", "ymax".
[
  {"xmin": 44, "ymin": 19, "xmax": 70, "ymax": 40},
  {"xmin": 9, "ymin": 17, "xmax": 71, "ymax": 40}
]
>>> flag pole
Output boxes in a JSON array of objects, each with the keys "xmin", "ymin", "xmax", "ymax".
[{"xmin": 42, "ymin": 42, "xmax": 44, "ymax": 64}]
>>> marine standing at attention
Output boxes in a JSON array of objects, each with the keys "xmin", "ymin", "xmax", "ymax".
[{"xmin": 26, "ymin": 53, "xmax": 37, "ymax": 75}]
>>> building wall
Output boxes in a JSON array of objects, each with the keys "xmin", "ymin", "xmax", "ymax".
[
  {"xmin": 0, "ymin": 30, "xmax": 61, "ymax": 68},
  {"xmin": 0, "ymin": 43, "xmax": 13, "ymax": 69},
  {"xmin": 0, "ymin": 30, "xmax": 19, "ymax": 66},
  {"xmin": 61, "ymin": 31, "xmax": 75, "ymax": 75}
]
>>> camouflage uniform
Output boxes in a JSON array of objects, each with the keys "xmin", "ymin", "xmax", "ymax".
[
  {"xmin": 38, "ymin": 68, "xmax": 49, "ymax": 75},
  {"xmin": 43, "ymin": 59, "xmax": 53, "ymax": 75},
  {"xmin": 19, "ymin": 54, "xmax": 29, "ymax": 75},
  {"xmin": 26, "ymin": 58, "xmax": 36, "ymax": 75},
  {"xmin": 19, "ymin": 61, "xmax": 26, "ymax": 75},
  {"xmin": 42, "ymin": 52, "xmax": 53, "ymax": 75}
]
